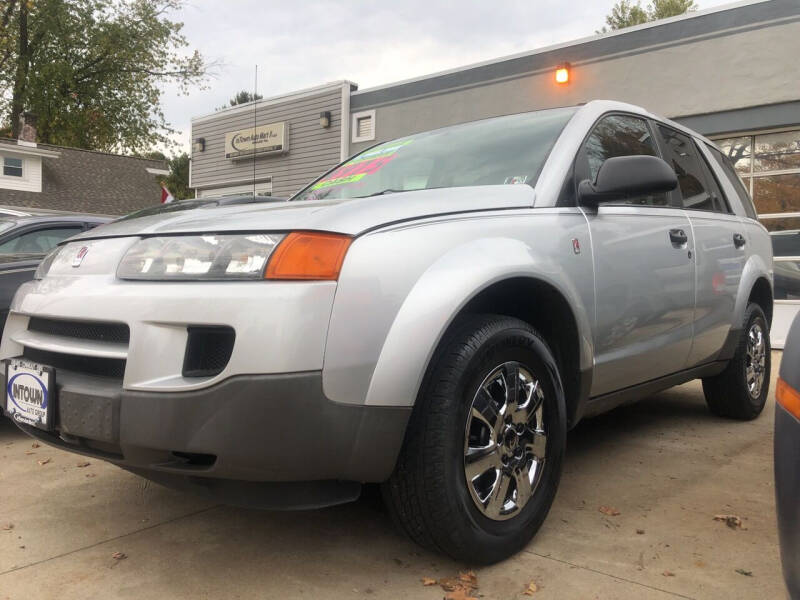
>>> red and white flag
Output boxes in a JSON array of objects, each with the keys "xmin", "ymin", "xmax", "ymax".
[{"xmin": 160, "ymin": 184, "xmax": 175, "ymax": 204}]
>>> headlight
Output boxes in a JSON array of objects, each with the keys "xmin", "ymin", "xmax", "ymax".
[
  {"xmin": 34, "ymin": 247, "xmax": 62, "ymax": 280},
  {"xmin": 117, "ymin": 234, "xmax": 285, "ymax": 281}
]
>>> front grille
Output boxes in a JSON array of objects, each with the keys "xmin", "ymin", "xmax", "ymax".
[
  {"xmin": 22, "ymin": 347, "xmax": 126, "ymax": 379},
  {"xmin": 183, "ymin": 326, "xmax": 235, "ymax": 377},
  {"xmin": 28, "ymin": 317, "xmax": 130, "ymax": 345}
]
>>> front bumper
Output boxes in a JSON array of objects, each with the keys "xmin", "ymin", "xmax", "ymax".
[{"xmin": 4, "ymin": 369, "xmax": 411, "ymax": 508}]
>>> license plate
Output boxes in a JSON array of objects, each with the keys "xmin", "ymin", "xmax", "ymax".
[{"xmin": 4, "ymin": 358, "xmax": 55, "ymax": 430}]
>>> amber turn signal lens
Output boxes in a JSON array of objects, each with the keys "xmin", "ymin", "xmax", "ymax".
[
  {"xmin": 555, "ymin": 66, "xmax": 569, "ymax": 84},
  {"xmin": 777, "ymin": 377, "xmax": 800, "ymax": 420},
  {"xmin": 265, "ymin": 231, "xmax": 352, "ymax": 280}
]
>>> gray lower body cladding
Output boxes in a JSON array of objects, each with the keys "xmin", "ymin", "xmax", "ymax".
[{"xmin": 6, "ymin": 370, "xmax": 411, "ymax": 509}]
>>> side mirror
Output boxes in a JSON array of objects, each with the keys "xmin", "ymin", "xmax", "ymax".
[{"xmin": 578, "ymin": 155, "xmax": 677, "ymax": 205}]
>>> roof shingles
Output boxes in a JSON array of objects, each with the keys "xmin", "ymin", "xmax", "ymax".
[{"xmin": 0, "ymin": 140, "xmax": 166, "ymax": 215}]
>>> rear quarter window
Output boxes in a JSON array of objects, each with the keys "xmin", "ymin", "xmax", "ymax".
[{"xmin": 707, "ymin": 143, "xmax": 758, "ymax": 219}]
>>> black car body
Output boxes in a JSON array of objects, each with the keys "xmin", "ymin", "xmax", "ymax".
[
  {"xmin": 776, "ymin": 312, "xmax": 800, "ymax": 598},
  {"xmin": 0, "ymin": 207, "xmax": 110, "ymax": 334}
]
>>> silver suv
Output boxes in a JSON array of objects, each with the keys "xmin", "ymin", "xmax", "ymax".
[{"xmin": 1, "ymin": 101, "xmax": 773, "ymax": 564}]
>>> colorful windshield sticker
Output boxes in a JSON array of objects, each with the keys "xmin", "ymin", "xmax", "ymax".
[
  {"xmin": 504, "ymin": 175, "xmax": 530, "ymax": 185},
  {"xmin": 311, "ymin": 139, "xmax": 414, "ymax": 190}
]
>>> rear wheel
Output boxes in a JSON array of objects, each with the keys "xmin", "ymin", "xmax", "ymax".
[
  {"xmin": 382, "ymin": 314, "xmax": 566, "ymax": 564},
  {"xmin": 702, "ymin": 302, "xmax": 770, "ymax": 420}
]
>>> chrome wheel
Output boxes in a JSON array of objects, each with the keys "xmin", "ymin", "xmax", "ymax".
[
  {"xmin": 463, "ymin": 362, "xmax": 547, "ymax": 521},
  {"xmin": 745, "ymin": 322, "xmax": 767, "ymax": 399}
]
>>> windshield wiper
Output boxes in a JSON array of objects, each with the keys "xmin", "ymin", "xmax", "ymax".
[{"xmin": 357, "ymin": 188, "xmax": 404, "ymax": 198}]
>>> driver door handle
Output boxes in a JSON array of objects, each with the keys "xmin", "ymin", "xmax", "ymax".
[{"xmin": 669, "ymin": 228, "xmax": 688, "ymax": 246}]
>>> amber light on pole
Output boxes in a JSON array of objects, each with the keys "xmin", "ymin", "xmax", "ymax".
[{"xmin": 555, "ymin": 63, "xmax": 570, "ymax": 84}]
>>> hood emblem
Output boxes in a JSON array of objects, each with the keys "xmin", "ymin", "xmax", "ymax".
[{"xmin": 72, "ymin": 246, "xmax": 89, "ymax": 267}]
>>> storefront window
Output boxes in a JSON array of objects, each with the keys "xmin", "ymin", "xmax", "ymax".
[
  {"xmin": 753, "ymin": 130, "xmax": 800, "ymax": 172},
  {"xmin": 716, "ymin": 136, "xmax": 751, "ymax": 174},
  {"xmin": 716, "ymin": 129, "xmax": 800, "ymax": 307},
  {"xmin": 716, "ymin": 129, "xmax": 800, "ymax": 215}
]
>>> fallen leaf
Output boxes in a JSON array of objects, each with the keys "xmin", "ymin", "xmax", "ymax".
[
  {"xmin": 24, "ymin": 451, "xmax": 35, "ymax": 455},
  {"xmin": 458, "ymin": 571, "xmax": 478, "ymax": 587},
  {"xmin": 713, "ymin": 514, "xmax": 744, "ymax": 529},
  {"xmin": 31, "ymin": 443, "xmax": 40, "ymax": 448},
  {"xmin": 662, "ymin": 570, "xmax": 675, "ymax": 577},
  {"xmin": 435, "ymin": 571, "xmax": 479, "ymax": 599},
  {"xmin": 2, "ymin": 523, "xmax": 13, "ymax": 531},
  {"xmin": 439, "ymin": 577, "xmax": 460, "ymax": 592},
  {"xmin": 636, "ymin": 529, "xmax": 645, "ymax": 535},
  {"xmin": 735, "ymin": 568, "xmax": 753, "ymax": 577},
  {"xmin": 37, "ymin": 458, "xmax": 51, "ymax": 466},
  {"xmin": 86, "ymin": 473, "xmax": 97, "ymax": 478},
  {"xmin": 111, "ymin": 552, "xmax": 127, "ymax": 560},
  {"xmin": 523, "ymin": 580, "xmax": 538, "ymax": 595},
  {"xmin": 444, "ymin": 590, "xmax": 478, "ymax": 600},
  {"xmin": 421, "ymin": 577, "xmax": 437, "ymax": 586},
  {"xmin": 599, "ymin": 506, "xmax": 621, "ymax": 516},
  {"xmin": 76, "ymin": 461, "xmax": 90, "ymax": 468}
]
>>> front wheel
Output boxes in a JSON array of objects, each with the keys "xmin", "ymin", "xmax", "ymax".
[
  {"xmin": 702, "ymin": 302, "xmax": 771, "ymax": 420},
  {"xmin": 382, "ymin": 314, "xmax": 566, "ymax": 564}
]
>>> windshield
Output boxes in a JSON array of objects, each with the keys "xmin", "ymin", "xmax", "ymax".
[{"xmin": 292, "ymin": 106, "xmax": 577, "ymax": 202}]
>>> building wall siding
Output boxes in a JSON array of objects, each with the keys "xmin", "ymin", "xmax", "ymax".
[
  {"xmin": 350, "ymin": 19, "xmax": 800, "ymax": 154},
  {"xmin": 191, "ymin": 88, "xmax": 344, "ymax": 198}
]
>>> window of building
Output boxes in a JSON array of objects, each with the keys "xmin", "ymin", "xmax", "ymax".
[
  {"xmin": 196, "ymin": 180, "xmax": 273, "ymax": 198},
  {"xmin": 716, "ymin": 129, "xmax": 800, "ymax": 307},
  {"xmin": 2, "ymin": 157, "xmax": 23, "ymax": 177},
  {"xmin": 0, "ymin": 227, "xmax": 83, "ymax": 254},
  {"xmin": 715, "ymin": 129, "xmax": 800, "ymax": 222},
  {"xmin": 577, "ymin": 114, "xmax": 667, "ymax": 207},
  {"xmin": 351, "ymin": 110, "xmax": 376, "ymax": 143}
]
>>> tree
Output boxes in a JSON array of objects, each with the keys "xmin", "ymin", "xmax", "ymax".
[
  {"xmin": 141, "ymin": 151, "xmax": 192, "ymax": 199},
  {"xmin": 598, "ymin": 0, "xmax": 697, "ymax": 32},
  {"xmin": 161, "ymin": 152, "xmax": 192, "ymax": 200},
  {"xmin": 216, "ymin": 90, "xmax": 263, "ymax": 111},
  {"xmin": 0, "ymin": 0, "xmax": 208, "ymax": 153},
  {"xmin": 650, "ymin": 0, "xmax": 698, "ymax": 20}
]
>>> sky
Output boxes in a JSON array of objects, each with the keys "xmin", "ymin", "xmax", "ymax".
[{"xmin": 161, "ymin": 0, "xmax": 735, "ymax": 153}]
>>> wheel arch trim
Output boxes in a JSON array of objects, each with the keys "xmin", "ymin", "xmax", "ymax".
[{"xmin": 363, "ymin": 237, "xmax": 594, "ymax": 407}]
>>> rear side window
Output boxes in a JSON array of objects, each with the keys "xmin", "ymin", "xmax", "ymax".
[
  {"xmin": 706, "ymin": 143, "xmax": 758, "ymax": 219},
  {"xmin": 577, "ymin": 114, "xmax": 668, "ymax": 207},
  {"xmin": 657, "ymin": 125, "xmax": 728, "ymax": 213}
]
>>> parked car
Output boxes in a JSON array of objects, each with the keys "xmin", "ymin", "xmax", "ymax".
[
  {"xmin": 0, "ymin": 209, "xmax": 110, "ymax": 335},
  {"xmin": 776, "ymin": 312, "xmax": 800, "ymax": 598},
  {"xmin": 0, "ymin": 101, "xmax": 773, "ymax": 564}
]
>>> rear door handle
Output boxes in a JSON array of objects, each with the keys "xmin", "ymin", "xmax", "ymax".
[
  {"xmin": 669, "ymin": 228, "xmax": 688, "ymax": 246},
  {"xmin": 733, "ymin": 233, "xmax": 746, "ymax": 249}
]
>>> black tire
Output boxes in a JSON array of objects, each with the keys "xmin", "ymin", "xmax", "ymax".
[
  {"xmin": 381, "ymin": 314, "xmax": 567, "ymax": 564},
  {"xmin": 702, "ymin": 302, "xmax": 771, "ymax": 420}
]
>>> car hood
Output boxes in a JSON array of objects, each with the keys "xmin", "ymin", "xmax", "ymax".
[{"xmin": 71, "ymin": 185, "xmax": 535, "ymax": 240}]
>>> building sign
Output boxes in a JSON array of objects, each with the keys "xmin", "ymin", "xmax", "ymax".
[{"xmin": 224, "ymin": 122, "xmax": 288, "ymax": 159}]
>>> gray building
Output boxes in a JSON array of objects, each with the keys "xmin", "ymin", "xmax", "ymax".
[{"xmin": 190, "ymin": 0, "xmax": 800, "ymax": 343}]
